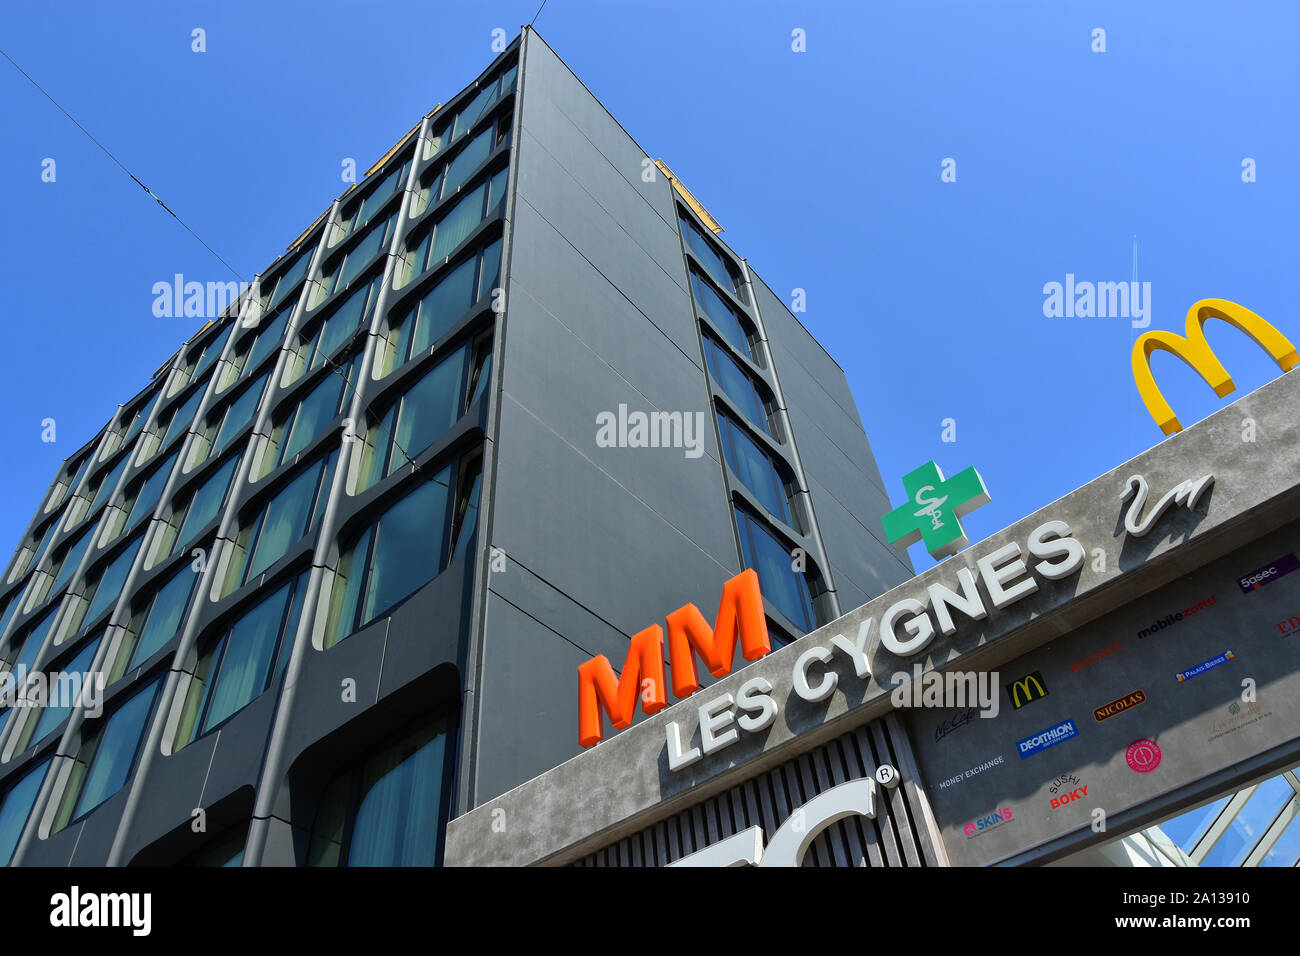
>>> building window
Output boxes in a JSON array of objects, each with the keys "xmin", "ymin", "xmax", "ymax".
[
  {"xmin": 182, "ymin": 824, "xmax": 249, "ymax": 867},
  {"xmin": 399, "ymin": 167, "xmax": 508, "ymax": 288},
  {"xmin": 191, "ymin": 373, "xmax": 268, "ymax": 470},
  {"xmin": 0, "ymin": 758, "xmax": 51, "ymax": 865},
  {"xmin": 176, "ymin": 572, "xmax": 306, "ymax": 748},
  {"xmin": 52, "ymin": 678, "xmax": 160, "ymax": 833},
  {"xmin": 381, "ymin": 239, "xmax": 500, "ymax": 377},
  {"xmin": 734, "ymin": 505, "xmax": 817, "ymax": 633},
  {"xmin": 106, "ymin": 394, "xmax": 155, "ymax": 462},
  {"xmin": 702, "ymin": 336, "xmax": 777, "ymax": 438},
  {"xmin": 170, "ymin": 329, "xmax": 227, "ymax": 397},
  {"xmin": 414, "ymin": 116, "xmax": 511, "ymax": 218},
  {"xmin": 119, "ymin": 452, "xmax": 178, "ymax": 537},
  {"xmin": 221, "ymin": 309, "xmax": 290, "ymax": 391},
  {"xmin": 324, "ymin": 452, "xmax": 481, "ymax": 648},
  {"xmin": 14, "ymin": 632, "xmax": 102, "ymax": 752},
  {"xmin": 153, "ymin": 387, "xmax": 206, "ymax": 458},
  {"xmin": 84, "ymin": 454, "xmax": 131, "ymax": 519},
  {"xmin": 287, "ymin": 277, "xmax": 380, "ymax": 385},
  {"xmin": 74, "ymin": 534, "xmax": 144, "ymax": 635},
  {"xmin": 43, "ymin": 521, "xmax": 97, "ymax": 599},
  {"xmin": 331, "ymin": 161, "xmax": 410, "ymax": 247},
  {"xmin": 2, "ymin": 606, "xmax": 57, "ymax": 680},
  {"xmin": 260, "ymin": 250, "xmax": 311, "ymax": 316},
  {"xmin": 261, "ymin": 358, "xmax": 357, "ymax": 479},
  {"xmin": 690, "ymin": 269, "xmax": 759, "ymax": 365},
  {"xmin": 221, "ymin": 452, "xmax": 336, "ymax": 598},
  {"xmin": 164, "ymin": 455, "xmax": 242, "ymax": 560},
  {"xmin": 10, "ymin": 513, "xmax": 62, "ymax": 583},
  {"xmin": 424, "ymin": 62, "xmax": 517, "ymax": 160},
  {"xmin": 679, "ymin": 211, "xmax": 745, "ymax": 302},
  {"xmin": 313, "ymin": 213, "xmax": 399, "ymax": 310},
  {"xmin": 357, "ymin": 340, "xmax": 485, "ymax": 492},
  {"xmin": 112, "ymin": 565, "xmax": 199, "ymax": 680},
  {"xmin": 45, "ymin": 452, "xmax": 93, "ymax": 516},
  {"xmin": 307, "ymin": 715, "xmax": 454, "ymax": 866},
  {"xmin": 716, "ymin": 412, "xmax": 800, "ymax": 532}
]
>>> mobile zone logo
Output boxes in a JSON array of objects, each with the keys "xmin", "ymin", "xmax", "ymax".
[
  {"xmin": 1005, "ymin": 671, "xmax": 1048, "ymax": 710},
  {"xmin": 1136, "ymin": 597, "xmax": 1216, "ymax": 639},
  {"xmin": 1130, "ymin": 298, "xmax": 1298, "ymax": 435},
  {"xmin": 1239, "ymin": 554, "xmax": 1299, "ymax": 594},
  {"xmin": 668, "ymin": 771, "xmax": 897, "ymax": 867},
  {"xmin": 1018, "ymin": 718, "xmax": 1079, "ymax": 759},
  {"xmin": 1093, "ymin": 690, "xmax": 1146, "ymax": 722}
]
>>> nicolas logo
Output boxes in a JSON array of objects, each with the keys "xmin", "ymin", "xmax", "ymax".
[{"xmin": 1093, "ymin": 689, "xmax": 1147, "ymax": 722}]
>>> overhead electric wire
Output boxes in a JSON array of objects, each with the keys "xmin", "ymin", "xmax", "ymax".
[{"xmin": 0, "ymin": 45, "xmax": 245, "ymax": 281}]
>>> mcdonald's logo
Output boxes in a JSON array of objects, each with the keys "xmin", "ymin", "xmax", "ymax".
[
  {"xmin": 577, "ymin": 569, "xmax": 771, "ymax": 748},
  {"xmin": 1132, "ymin": 298, "xmax": 1298, "ymax": 435},
  {"xmin": 1005, "ymin": 671, "xmax": 1049, "ymax": 709}
]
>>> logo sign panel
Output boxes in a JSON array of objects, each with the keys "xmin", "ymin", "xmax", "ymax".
[
  {"xmin": 1093, "ymin": 689, "xmax": 1147, "ymax": 722},
  {"xmin": 1017, "ymin": 718, "xmax": 1078, "ymax": 759},
  {"xmin": 1006, "ymin": 671, "xmax": 1049, "ymax": 709},
  {"xmin": 1238, "ymin": 554, "xmax": 1299, "ymax": 594},
  {"xmin": 1126, "ymin": 738, "xmax": 1162, "ymax": 773}
]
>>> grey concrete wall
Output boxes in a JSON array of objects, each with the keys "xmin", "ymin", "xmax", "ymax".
[{"xmin": 444, "ymin": 368, "xmax": 1300, "ymax": 866}]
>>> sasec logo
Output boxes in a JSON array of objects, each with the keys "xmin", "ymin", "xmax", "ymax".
[
  {"xmin": 1006, "ymin": 671, "xmax": 1049, "ymax": 709},
  {"xmin": 1126, "ymin": 738, "xmax": 1162, "ymax": 773},
  {"xmin": 1238, "ymin": 554, "xmax": 1299, "ymax": 594},
  {"xmin": 963, "ymin": 807, "xmax": 1014, "ymax": 837},
  {"xmin": 1018, "ymin": 718, "xmax": 1078, "ymax": 759}
]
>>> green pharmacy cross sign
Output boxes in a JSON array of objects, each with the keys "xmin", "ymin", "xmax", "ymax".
[{"xmin": 882, "ymin": 460, "xmax": 991, "ymax": 559}]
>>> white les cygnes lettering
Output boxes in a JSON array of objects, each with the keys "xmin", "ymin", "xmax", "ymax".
[{"xmin": 668, "ymin": 776, "xmax": 885, "ymax": 867}]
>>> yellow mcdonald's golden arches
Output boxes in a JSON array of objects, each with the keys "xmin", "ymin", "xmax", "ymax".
[
  {"xmin": 1008, "ymin": 674, "xmax": 1046, "ymax": 708},
  {"xmin": 1132, "ymin": 299, "xmax": 1298, "ymax": 435}
]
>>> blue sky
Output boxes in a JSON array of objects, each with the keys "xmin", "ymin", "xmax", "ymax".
[{"xmin": 2, "ymin": 0, "xmax": 1296, "ymax": 573}]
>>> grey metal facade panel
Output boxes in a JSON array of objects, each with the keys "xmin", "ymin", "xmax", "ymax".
[{"xmin": 575, "ymin": 719, "xmax": 938, "ymax": 866}]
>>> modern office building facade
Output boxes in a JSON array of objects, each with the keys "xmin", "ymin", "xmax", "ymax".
[{"xmin": 0, "ymin": 27, "xmax": 912, "ymax": 866}]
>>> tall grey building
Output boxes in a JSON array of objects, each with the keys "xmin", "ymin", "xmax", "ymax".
[{"xmin": 0, "ymin": 27, "xmax": 910, "ymax": 866}]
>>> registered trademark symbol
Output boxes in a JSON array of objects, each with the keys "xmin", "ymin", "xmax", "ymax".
[{"xmin": 874, "ymin": 764, "xmax": 900, "ymax": 788}]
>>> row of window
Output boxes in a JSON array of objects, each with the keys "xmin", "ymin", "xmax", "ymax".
[
  {"xmin": 677, "ymin": 205, "xmax": 823, "ymax": 635},
  {"xmin": 0, "ymin": 704, "xmax": 454, "ymax": 867}
]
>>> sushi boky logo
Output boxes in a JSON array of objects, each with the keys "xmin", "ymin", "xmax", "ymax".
[
  {"xmin": 577, "ymin": 569, "xmax": 771, "ymax": 747},
  {"xmin": 1131, "ymin": 298, "xmax": 1297, "ymax": 435}
]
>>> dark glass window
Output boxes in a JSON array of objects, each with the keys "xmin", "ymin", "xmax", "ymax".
[
  {"xmin": 87, "ymin": 454, "xmax": 131, "ymax": 516},
  {"xmin": 80, "ymin": 534, "xmax": 144, "ymax": 631},
  {"xmin": 26, "ymin": 633, "xmax": 102, "ymax": 746},
  {"xmin": 267, "ymin": 357, "xmax": 357, "ymax": 474},
  {"xmin": 337, "ymin": 160, "xmax": 410, "ymax": 243},
  {"xmin": 307, "ymin": 715, "xmax": 453, "ymax": 866},
  {"xmin": 122, "ymin": 565, "xmax": 199, "ymax": 674},
  {"xmin": 320, "ymin": 212, "xmax": 398, "ymax": 302},
  {"xmin": 209, "ymin": 373, "xmax": 268, "ymax": 458},
  {"xmin": 679, "ymin": 212, "xmax": 745, "ymax": 302},
  {"xmin": 690, "ymin": 270, "xmax": 758, "ymax": 364},
  {"xmin": 386, "ymin": 239, "xmax": 499, "ymax": 375},
  {"xmin": 47, "ymin": 523, "xmax": 95, "ymax": 596},
  {"xmin": 244, "ymin": 309, "xmax": 290, "ymax": 378},
  {"xmin": 54, "ymin": 678, "xmax": 160, "ymax": 831},
  {"xmin": 360, "ymin": 341, "xmax": 483, "ymax": 490},
  {"xmin": 702, "ymin": 336, "xmax": 774, "ymax": 437},
  {"xmin": 172, "ymin": 455, "xmax": 242, "ymax": 555},
  {"xmin": 3, "ymin": 606, "xmax": 56, "ymax": 676},
  {"xmin": 326, "ymin": 453, "xmax": 481, "ymax": 647},
  {"xmin": 262, "ymin": 250, "xmax": 311, "ymax": 314},
  {"xmin": 177, "ymin": 572, "xmax": 306, "ymax": 746},
  {"xmin": 734, "ymin": 505, "xmax": 816, "ymax": 633},
  {"xmin": 294, "ymin": 277, "xmax": 380, "ymax": 380},
  {"xmin": 157, "ymin": 387, "xmax": 206, "ymax": 453},
  {"xmin": 0, "ymin": 758, "xmax": 50, "ymax": 865},
  {"xmin": 403, "ymin": 167, "xmax": 507, "ymax": 285},
  {"xmin": 124, "ymin": 452, "xmax": 178, "ymax": 532},
  {"xmin": 226, "ymin": 453, "xmax": 336, "ymax": 593},
  {"xmin": 717, "ymin": 413, "xmax": 797, "ymax": 530}
]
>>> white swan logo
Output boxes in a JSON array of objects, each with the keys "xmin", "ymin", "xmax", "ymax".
[{"xmin": 1121, "ymin": 473, "xmax": 1215, "ymax": 538}]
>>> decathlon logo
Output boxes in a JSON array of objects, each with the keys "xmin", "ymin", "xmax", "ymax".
[
  {"xmin": 1017, "ymin": 718, "xmax": 1078, "ymax": 759},
  {"xmin": 668, "ymin": 771, "xmax": 897, "ymax": 867},
  {"xmin": 1005, "ymin": 671, "xmax": 1048, "ymax": 710},
  {"xmin": 1238, "ymin": 554, "xmax": 1299, "ymax": 594}
]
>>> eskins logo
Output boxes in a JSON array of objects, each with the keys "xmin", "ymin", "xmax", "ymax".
[
  {"xmin": 1005, "ymin": 671, "xmax": 1048, "ymax": 710},
  {"xmin": 1238, "ymin": 554, "xmax": 1299, "ymax": 594},
  {"xmin": 963, "ymin": 807, "xmax": 1013, "ymax": 837}
]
